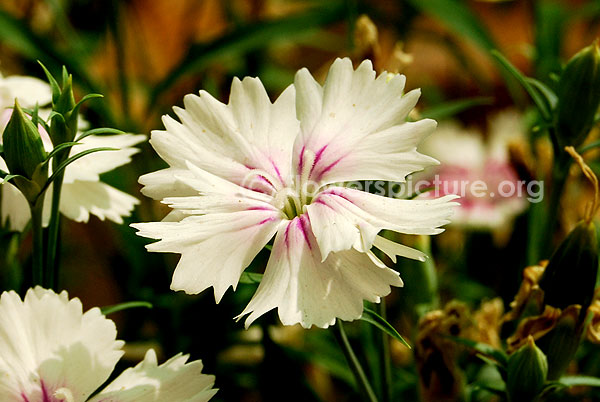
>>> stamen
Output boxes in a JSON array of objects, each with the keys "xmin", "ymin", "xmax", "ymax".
[{"xmin": 274, "ymin": 188, "xmax": 303, "ymax": 219}]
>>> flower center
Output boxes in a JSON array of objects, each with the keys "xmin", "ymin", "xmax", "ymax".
[{"xmin": 274, "ymin": 187, "xmax": 315, "ymax": 219}]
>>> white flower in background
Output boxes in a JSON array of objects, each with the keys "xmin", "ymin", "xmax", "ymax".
[
  {"xmin": 0, "ymin": 73, "xmax": 51, "ymax": 231},
  {"xmin": 133, "ymin": 58, "xmax": 457, "ymax": 329},
  {"xmin": 0, "ymin": 287, "xmax": 217, "ymax": 402},
  {"xmin": 0, "ymin": 73, "xmax": 145, "ymax": 231},
  {"xmin": 419, "ymin": 110, "xmax": 527, "ymax": 229}
]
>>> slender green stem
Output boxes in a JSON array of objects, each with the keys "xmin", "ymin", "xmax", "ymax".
[
  {"xmin": 334, "ymin": 320, "xmax": 379, "ymax": 402},
  {"xmin": 30, "ymin": 198, "xmax": 45, "ymax": 287},
  {"xmin": 376, "ymin": 301, "xmax": 392, "ymax": 402},
  {"xmin": 542, "ymin": 153, "xmax": 570, "ymax": 257},
  {"xmin": 46, "ymin": 166, "xmax": 65, "ymax": 290},
  {"xmin": 578, "ymin": 139, "xmax": 600, "ymax": 155}
]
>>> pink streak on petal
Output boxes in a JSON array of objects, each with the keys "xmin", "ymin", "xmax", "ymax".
[
  {"xmin": 297, "ymin": 145, "xmax": 306, "ymax": 175},
  {"xmin": 284, "ymin": 220, "xmax": 294, "ymax": 250},
  {"xmin": 314, "ymin": 155, "xmax": 346, "ymax": 182},
  {"xmin": 41, "ymin": 381, "xmax": 51, "ymax": 402},
  {"xmin": 319, "ymin": 188, "xmax": 353, "ymax": 203},
  {"xmin": 258, "ymin": 217, "xmax": 277, "ymax": 225},
  {"xmin": 308, "ymin": 145, "xmax": 328, "ymax": 177},
  {"xmin": 20, "ymin": 393, "xmax": 30, "ymax": 402},
  {"xmin": 270, "ymin": 159, "xmax": 284, "ymax": 185},
  {"xmin": 298, "ymin": 215, "xmax": 313, "ymax": 250},
  {"xmin": 247, "ymin": 206, "xmax": 274, "ymax": 211}
]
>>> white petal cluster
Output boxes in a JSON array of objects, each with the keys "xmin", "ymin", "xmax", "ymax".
[
  {"xmin": 0, "ymin": 74, "xmax": 144, "ymax": 231},
  {"xmin": 0, "ymin": 287, "xmax": 217, "ymax": 402},
  {"xmin": 133, "ymin": 58, "xmax": 458, "ymax": 328}
]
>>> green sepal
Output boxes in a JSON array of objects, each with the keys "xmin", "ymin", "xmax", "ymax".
[{"xmin": 506, "ymin": 336, "xmax": 548, "ymax": 402}]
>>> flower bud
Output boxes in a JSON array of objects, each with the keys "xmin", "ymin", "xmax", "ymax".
[
  {"xmin": 507, "ymin": 336, "xmax": 548, "ymax": 402},
  {"xmin": 555, "ymin": 41, "xmax": 600, "ymax": 149},
  {"xmin": 536, "ymin": 305, "xmax": 583, "ymax": 380},
  {"xmin": 49, "ymin": 73, "xmax": 78, "ymax": 145},
  {"xmin": 539, "ymin": 220, "xmax": 598, "ymax": 311},
  {"xmin": 2, "ymin": 100, "xmax": 46, "ymax": 180}
]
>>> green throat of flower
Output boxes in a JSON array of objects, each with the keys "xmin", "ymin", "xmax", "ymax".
[{"xmin": 278, "ymin": 189, "xmax": 314, "ymax": 220}]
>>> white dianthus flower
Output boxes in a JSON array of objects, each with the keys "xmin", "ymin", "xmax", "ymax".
[
  {"xmin": 0, "ymin": 73, "xmax": 144, "ymax": 231},
  {"xmin": 133, "ymin": 58, "xmax": 457, "ymax": 329},
  {"xmin": 0, "ymin": 287, "xmax": 217, "ymax": 402}
]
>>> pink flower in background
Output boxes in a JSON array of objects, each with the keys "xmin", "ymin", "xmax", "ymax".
[
  {"xmin": 133, "ymin": 58, "xmax": 457, "ymax": 329},
  {"xmin": 419, "ymin": 110, "xmax": 528, "ymax": 229}
]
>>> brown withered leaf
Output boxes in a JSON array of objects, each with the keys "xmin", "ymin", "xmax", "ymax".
[
  {"xmin": 415, "ymin": 301, "xmax": 472, "ymax": 402},
  {"xmin": 507, "ymin": 305, "xmax": 581, "ymax": 354},
  {"xmin": 586, "ymin": 289, "xmax": 600, "ymax": 343},
  {"xmin": 470, "ymin": 298, "xmax": 504, "ymax": 349},
  {"xmin": 503, "ymin": 262, "xmax": 547, "ymax": 323}
]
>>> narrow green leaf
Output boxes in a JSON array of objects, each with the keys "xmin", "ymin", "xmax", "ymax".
[
  {"xmin": 239, "ymin": 272, "xmax": 263, "ymax": 284},
  {"xmin": 534, "ymin": 0, "xmax": 567, "ymax": 81},
  {"xmin": 74, "ymin": 93, "xmax": 103, "ymax": 108},
  {"xmin": 48, "ymin": 111, "xmax": 65, "ymax": 123},
  {"xmin": 579, "ymin": 139, "xmax": 600, "ymax": 155},
  {"xmin": 491, "ymin": 50, "xmax": 552, "ymax": 121},
  {"xmin": 406, "ymin": 0, "xmax": 496, "ymax": 51},
  {"xmin": 446, "ymin": 335, "xmax": 508, "ymax": 368},
  {"xmin": 525, "ymin": 77, "xmax": 558, "ymax": 109},
  {"xmin": 420, "ymin": 97, "xmax": 493, "ymax": 120},
  {"xmin": 0, "ymin": 173, "xmax": 25, "ymax": 184},
  {"xmin": 101, "ymin": 301, "xmax": 153, "ymax": 315},
  {"xmin": 361, "ymin": 307, "xmax": 410, "ymax": 348},
  {"xmin": 71, "ymin": 93, "xmax": 104, "ymax": 122},
  {"xmin": 75, "ymin": 128, "xmax": 126, "ymax": 141},
  {"xmin": 37, "ymin": 61, "xmax": 61, "ymax": 105},
  {"xmin": 558, "ymin": 375, "xmax": 600, "ymax": 388},
  {"xmin": 45, "ymin": 141, "xmax": 80, "ymax": 161},
  {"xmin": 42, "ymin": 147, "xmax": 117, "ymax": 192},
  {"xmin": 149, "ymin": 1, "xmax": 347, "ymax": 106}
]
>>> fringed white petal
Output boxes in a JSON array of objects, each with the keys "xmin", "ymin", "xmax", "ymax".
[
  {"xmin": 0, "ymin": 288, "xmax": 123, "ymax": 402},
  {"xmin": 60, "ymin": 181, "xmax": 139, "ymax": 224},
  {"xmin": 237, "ymin": 217, "xmax": 403, "ymax": 329},
  {"xmin": 143, "ymin": 78, "xmax": 298, "ymax": 200},
  {"xmin": 373, "ymin": 235, "xmax": 426, "ymax": 263},
  {"xmin": 306, "ymin": 187, "xmax": 456, "ymax": 261},
  {"xmin": 293, "ymin": 58, "xmax": 436, "ymax": 185},
  {"xmin": 89, "ymin": 349, "xmax": 217, "ymax": 402},
  {"xmin": 63, "ymin": 134, "xmax": 146, "ymax": 183},
  {"xmin": 132, "ymin": 210, "xmax": 281, "ymax": 302},
  {"xmin": 1, "ymin": 181, "xmax": 30, "ymax": 232},
  {"xmin": 0, "ymin": 76, "xmax": 52, "ymax": 108}
]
